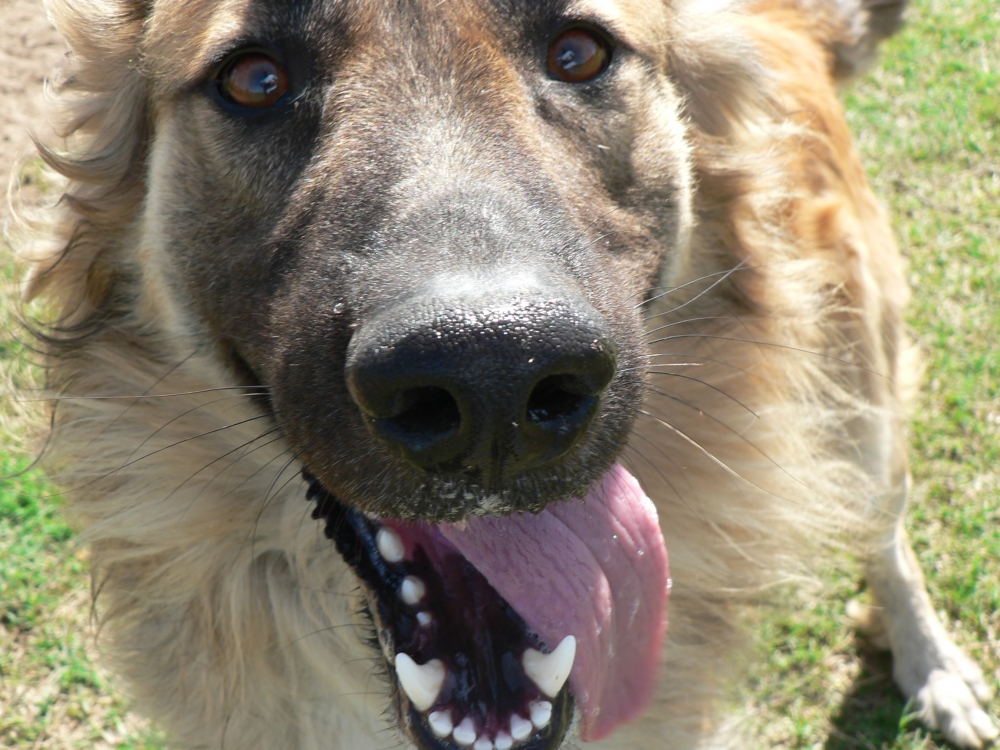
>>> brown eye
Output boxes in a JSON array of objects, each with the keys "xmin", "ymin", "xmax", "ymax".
[
  {"xmin": 547, "ymin": 27, "xmax": 612, "ymax": 83},
  {"xmin": 219, "ymin": 53, "xmax": 289, "ymax": 108}
]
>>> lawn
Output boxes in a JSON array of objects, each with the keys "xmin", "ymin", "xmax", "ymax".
[{"xmin": 1, "ymin": 0, "xmax": 997, "ymax": 747}]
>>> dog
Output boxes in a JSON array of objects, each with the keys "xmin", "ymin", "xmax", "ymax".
[{"xmin": 12, "ymin": 0, "xmax": 998, "ymax": 747}]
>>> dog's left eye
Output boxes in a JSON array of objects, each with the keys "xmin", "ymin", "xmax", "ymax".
[
  {"xmin": 217, "ymin": 52, "xmax": 289, "ymax": 108},
  {"xmin": 547, "ymin": 27, "xmax": 613, "ymax": 83}
]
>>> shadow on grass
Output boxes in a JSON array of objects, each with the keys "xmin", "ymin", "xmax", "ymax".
[{"xmin": 825, "ymin": 643, "xmax": 907, "ymax": 750}]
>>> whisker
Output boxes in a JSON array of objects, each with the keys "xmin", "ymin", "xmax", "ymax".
[
  {"xmin": 637, "ymin": 408, "xmax": 801, "ymax": 504},
  {"xmin": 638, "ymin": 383, "xmax": 812, "ymax": 489},
  {"xmin": 16, "ymin": 385, "xmax": 271, "ymax": 403},
  {"xmin": 3, "ymin": 350, "xmax": 212, "ymax": 480},
  {"xmin": 642, "ymin": 382, "xmax": 750, "ymax": 433},
  {"xmin": 245, "ymin": 434, "xmax": 338, "ymax": 561},
  {"xmin": 623, "ymin": 436, "xmax": 693, "ymax": 510},
  {"xmin": 34, "ymin": 413, "xmax": 275, "ymax": 501},
  {"xmin": 642, "ymin": 333, "xmax": 886, "ymax": 378},
  {"xmin": 91, "ymin": 348, "xmax": 202, "ymax": 444},
  {"xmin": 635, "ymin": 408, "xmax": 756, "ymax": 508},
  {"xmin": 121, "ymin": 392, "xmax": 273, "ymax": 466},
  {"xmin": 643, "ymin": 314, "xmax": 757, "ymax": 336},
  {"xmin": 637, "ymin": 258, "xmax": 751, "ymax": 311},
  {"xmin": 279, "ymin": 622, "xmax": 366, "ymax": 651},
  {"xmin": 643, "ymin": 371, "xmax": 759, "ymax": 417},
  {"xmin": 636, "ymin": 352, "xmax": 753, "ymax": 375},
  {"xmin": 169, "ymin": 428, "xmax": 287, "ymax": 512}
]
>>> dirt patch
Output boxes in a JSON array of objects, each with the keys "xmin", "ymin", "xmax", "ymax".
[{"xmin": 0, "ymin": 0, "xmax": 66, "ymax": 212}]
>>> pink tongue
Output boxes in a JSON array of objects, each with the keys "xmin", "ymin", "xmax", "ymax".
[{"xmin": 439, "ymin": 463, "xmax": 669, "ymax": 741}]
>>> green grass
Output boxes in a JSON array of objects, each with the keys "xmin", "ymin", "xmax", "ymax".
[{"xmin": 1, "ymin": 0, "xmax": 998, "ymax": 747}]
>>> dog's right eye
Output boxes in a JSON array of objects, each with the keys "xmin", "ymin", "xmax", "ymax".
[{"xmin": 216, "ymin": 52, "xmax": 289, "ymax": 109}]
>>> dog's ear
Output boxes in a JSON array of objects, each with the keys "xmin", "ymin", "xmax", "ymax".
[
  {"xmin": 667, "ymin": 0, "xmax": 907, "ymax": 136},
  {"xmin": 22, "ymin": 0, "xmax": 150, "ymax": 313},
  {"xmin": 802, "ymin": 0, "xmax": 909, "ymax": 80}
]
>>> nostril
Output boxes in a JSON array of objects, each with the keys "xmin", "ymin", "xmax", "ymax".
[
  {"xmin": 379, "ymin": 387, "xmax": 461, "ymax": 448},
  {"xmin": 346, "ymin": 292, "xmax": 618, "ymax": 476},
  {"xmin": 526, "ymin": 375, "xmax": 596, "ymax": 427}
]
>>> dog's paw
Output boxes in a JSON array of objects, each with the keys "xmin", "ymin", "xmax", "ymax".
[{"xmin": 912, "ymin": 668, "xmax": 998, "ymax": 748}]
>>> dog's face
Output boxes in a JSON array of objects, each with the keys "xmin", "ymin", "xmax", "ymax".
[{"xmin": 139, "ymin": 0, "xmax": 689, "ymax": 746}]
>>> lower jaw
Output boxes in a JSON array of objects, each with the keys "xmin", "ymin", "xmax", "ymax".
[
  {"xmin": 399, "ymin": 676, "xmax": 576, "ymax": 750},
  {"xmin": 304, "ymin": 472, "xmax": 576, "ymax": 750}
]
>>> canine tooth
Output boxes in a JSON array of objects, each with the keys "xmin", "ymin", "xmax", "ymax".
[
  {"xmin": 529, "ymin": 700, "xmax": 552, "ymax": 729},
  {"xmin": 394, "ymin": 654, "xmax": 445, "ymax": 712},
  {"xmin": 510, "ymin": 714, "xmax": 533, "ymax": 741},
  {"xmin": 473, "ymin": 737, "xmax": 494, "ymax": 750},
  {"xmin": 522, "ymin": 635, "xmax": 576, "ymax": 698},
  {"xmin": 494, "ymin": 732, "xmax": 514, "ymax": 750},
  {"xmin": 400, "ymin": 576, "xmax": 426, "ymax": 605},
  {"xmin": 452, "ymin": 717, "xmax": 477, "ymax": 746},
  {"xmin": 376, "ymin": 528, "xmax": 405, "ymax": 563},
  {"xmin": 428, "ymin": 710, "xmax": 453, "ymax": 738},
  {"xmin": 417, "ymin": 611, "xmax": 433, "ymax": 627}
]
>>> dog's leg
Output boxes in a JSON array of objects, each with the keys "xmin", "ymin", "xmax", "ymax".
[{"xmin": 863, "ymin": 434, "xmax": 998, "ymax": 747}]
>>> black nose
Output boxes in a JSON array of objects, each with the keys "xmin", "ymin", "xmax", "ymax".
[{"xmin": 345, "ymin": 284, "xmax": 617, "ymax": 479}]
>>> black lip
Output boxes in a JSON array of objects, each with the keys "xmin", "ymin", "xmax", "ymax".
[
  {"xmin": 303, "ymin": 471, "xmax": 576, "ymax": 750},
  {"xmin": 305, "ymin": 472, "xmax": 403, "ymax": 598}
]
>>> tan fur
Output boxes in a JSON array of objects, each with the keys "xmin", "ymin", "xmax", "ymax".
[{"xmin": 9, "ymin": 0, "xmax": 996, "ymax": 748}]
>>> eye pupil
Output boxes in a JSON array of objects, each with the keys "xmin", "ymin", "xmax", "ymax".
[
  {"xmin": 548, "ymin": 28, "xmax": 611, "ymax": 83},
  {"xmin": 219, "ymin": 52, "xmax": 289, "ymax": 108}
]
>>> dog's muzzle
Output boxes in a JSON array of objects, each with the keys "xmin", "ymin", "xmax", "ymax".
[{"xmin": 305, "ymin": 463, "xmax": 669, "ymax": 750}]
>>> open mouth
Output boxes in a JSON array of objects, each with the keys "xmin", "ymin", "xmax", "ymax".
[{"xmin": 304, "ymin": 464, "xmax": 670, "ymax": 749}]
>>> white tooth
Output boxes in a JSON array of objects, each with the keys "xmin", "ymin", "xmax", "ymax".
[
  {"xmin": 522, "ymin": 635, "xmax": 576, "ymax": 698},
  {"xmin": 452, "ymin": 717, "xmax": 477, "ymax": 746},
  {"xmin": 417, "ymin": 611, "xmax": 433, "ymax": 627},
  {"xmin": 529, "ymin": 700, "xmax": 552, "ymax": 729},
  {"xmin": 474, "ymin": 737, "xmax": 494, "ymax": 750},
  {"xmin": 400, "ymin": 576, "xmax": 426, "ymax": 605},
  {"xmin": 376, "ymin": 528, "xmax": 405, "ymax": 563},
  {"xmin": 494, "ymin": 732, "xmax": 514, "ymax": 750},
  {"xmin": 510, "ymin": 714, "xmax": 533, "ymax": 741},
  {"xmin": 428, "ymin": 710, "xmax": 453, "ymax": 738},
  {"xmin": 394, "ymin": 654, "xmax": 445, "ymax": 712}
]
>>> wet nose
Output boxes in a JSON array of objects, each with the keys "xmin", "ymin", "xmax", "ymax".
[{"xmin": 345, "ymin": 285, "xmax": 617, "ymax": 479}]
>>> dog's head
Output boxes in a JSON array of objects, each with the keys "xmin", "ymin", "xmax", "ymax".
[
  {"xmin": 145, "ymin": 0, "xmax": 698, "ymax": 518},
  {"xmin": 33, "ymin": 0, "xmax": 769, "ymax": 746}
]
